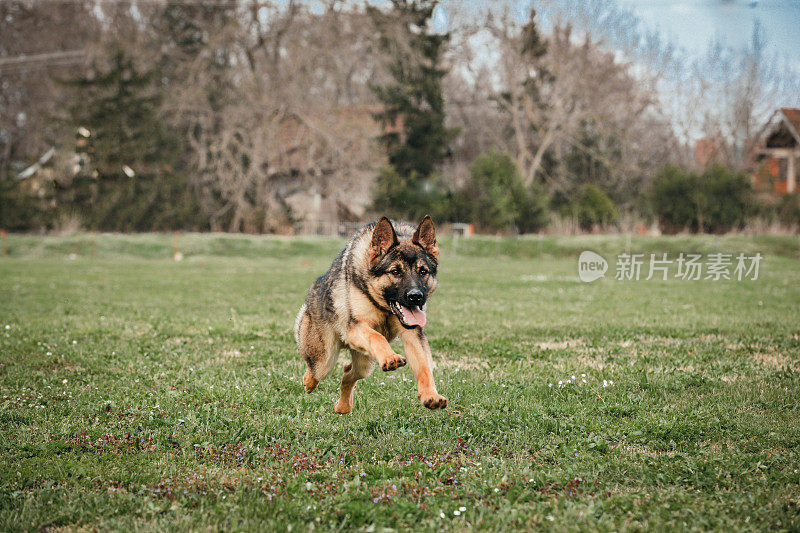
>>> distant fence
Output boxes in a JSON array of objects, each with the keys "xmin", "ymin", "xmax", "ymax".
[{"xmin": 300, "ymin": 220, "xmax": 475, "ymax": 238}]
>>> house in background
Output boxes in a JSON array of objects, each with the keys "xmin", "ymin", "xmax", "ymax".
[
  {"xmin": 693, "ymin": 137, "xmax": 726, "ymax": 168},
  {"xmin": 751, "ymin": 107, "xmax": 800, "ymax": 195}
]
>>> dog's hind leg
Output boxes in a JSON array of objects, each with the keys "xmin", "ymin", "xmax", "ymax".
[
  {"xmin": 297, "ymin": 313, "xmax": 340, "ymax": 393},
  {"xmin": 334, "ymin": 350, "xmax": 376, "ymax": 414}
]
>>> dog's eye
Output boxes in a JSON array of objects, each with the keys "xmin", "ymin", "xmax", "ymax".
[
  {"xmin": 390, "ymin": 267, "xmax": 402, "ymax": 276},
  {"xmin": 419, "ymin": 267, "xmax": 428, "ymax": 276}
]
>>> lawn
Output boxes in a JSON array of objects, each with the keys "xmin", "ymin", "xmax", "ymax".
[{"xmin": 1, "ymin": 232, "xmax": 799, "ymax": 531}]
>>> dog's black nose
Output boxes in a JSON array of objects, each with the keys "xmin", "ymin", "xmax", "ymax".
[{"xmin": 406, "ymin": 289, "xmax": 424, "ymax": 306}]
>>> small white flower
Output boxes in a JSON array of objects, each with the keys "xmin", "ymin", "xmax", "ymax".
[
  {"xmin": 548, "ymin": 383, "xmax": 552, "ymax": 388},
  {"xmin": 439, "ymin": 512, "xmax": 445, "ymax": 518},
  {"xmin": 581, "ymin": 373, "xmax": 586, "ymax": 377},
  {"xmin": 453, "ymin": 510, "xmax": 461, "ymax": 516},
  {"xmin": 72, "ymin": 340, "xmax": 77, "ymax": 345},
  {"xmin": 62, "ymin": 379, "xmax": 68, "ymax": 384},
  {"xmin": 4, "ymin": 325, "xmax": 9, "ymax": 330},
  {"xmin": 459, "ymin": 506, "xmax": 466, "ymax": 512},
  {"xmin": 546, "ymin": 515, "xmax": 555, "ymax": 522},
  {"xmin": 571, "ymin": 375, "xmax": 576, "ymax": 380},
  {"xmin": 609, "ymin": 380, "xmax": 614, "ymax": 385},
  {"xmin": 582, "ymin": 379, "xmax": 587, "ymax": 384},
  {"xmin": 603, "ymin": 380, "xmax": 608, "ymax": 387},
  {"xmin": 46, "ymin": 352, "xmax": 52, "ymax": 356},
  {"xmin": 493, "ymin": 487, "xmax": 500, "ymax": 493},
  {"xmin": 558, "ymin": 380, "xmax": 563, "ymax": 385}
]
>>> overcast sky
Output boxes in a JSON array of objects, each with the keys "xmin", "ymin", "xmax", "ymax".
[
  {"xmin": 620, "ymin": 0, "xmax": 800, "ymax": 60},
  {"xmin": 428, "ymin": 0, "xmax": 800, "ymax": 66}
]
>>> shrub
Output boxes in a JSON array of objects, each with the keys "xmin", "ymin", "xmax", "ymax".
[
  {"xmin": 516, "ymin": 181, "xmax": 550, "ymax": 234},
  {"xmin": 778, "ymin": 191, "xmax": 800, "ymax": 227},
  {"xmin": 649, "ymin": 164, "xmax": 753, "ymax": 234},
  {"xmin": 570, "ymin": 184, "xmax": 619, "ymax": 231},
  {"xmin": 370, "ymin": 167, "xmax": 451, "ymax": 222},
  {"xmin": 698, "ymin": 163, "xmax": 752, "ymax": 233},
  {"xmin": 462, "ymin": 150, "xmax": 549, "ymax": 233},
  {"xmin": 649, "ymin": 164, "xmax": 700, "ymax": 234},
  {"xmin": 465, "ymin": 150, "xmax": 519, "ymax": 230}
]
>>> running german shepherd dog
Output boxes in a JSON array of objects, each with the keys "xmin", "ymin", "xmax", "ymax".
[{"xmin": 294, "ymin": 216, "xmax": 446, "ymax": 414}]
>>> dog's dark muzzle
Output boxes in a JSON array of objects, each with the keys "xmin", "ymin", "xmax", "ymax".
[{"xmin": 405, "ymin": 288, "xmax": 426, "ymax": 308}]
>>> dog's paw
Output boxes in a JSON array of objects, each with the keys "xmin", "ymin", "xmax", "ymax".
[
  {"xmin": 303, "ymin": 370, "xmax": 319, "ymax": 393},
  {"xmin": 381, "ymin": 353, "xmax": 406, "ymax": 372},
  {"xmin": 420, "ymin": 393, "xmax": 447, "ymax": 410},
  {"xmin": 333, "ymin": 400, "xmax": 352, "ymax": 414}
]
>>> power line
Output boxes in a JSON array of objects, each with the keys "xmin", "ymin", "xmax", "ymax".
[
  {"xmin": 0, "ymin": 49, "xmax": 85, "ymax": 69},
  {"xmin": 16, "ymin": 0, "xmax": 262, "ymax": 5}
]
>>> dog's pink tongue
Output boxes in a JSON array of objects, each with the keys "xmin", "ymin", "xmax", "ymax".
[{"xmin": 400, "ymin": 305, "xmax": 426, "ymax": 327}]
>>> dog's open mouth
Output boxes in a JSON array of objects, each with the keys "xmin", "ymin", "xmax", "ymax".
[{"xmin": 389, "ymin": 300, "xmax": 426, "ymax": 328}]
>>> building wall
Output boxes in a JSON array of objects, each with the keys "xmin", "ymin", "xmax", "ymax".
[{"xmin": 754, "ymin": 152, "xmax": 797, "ymax": 195}]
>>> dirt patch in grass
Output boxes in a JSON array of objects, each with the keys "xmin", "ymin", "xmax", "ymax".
[
  {"xmin": 438, "ymin": 356, "xmax": 491, "ymax": 370},
  {"xmin": 534, "ymin": 339, "xmax": 585, "ymax": 351},
  {"xmin": 621, "ymin": 444, "xmax": 679, "ymax": 458},
  {"xmin": 198, "ymin": 348, "xmax": 245, "ymax": 368},
  {"xmin": 752, "ymin": 352, "xmax": 798, "ymax": 371}
]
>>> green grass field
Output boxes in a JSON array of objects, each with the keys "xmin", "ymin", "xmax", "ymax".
[{"xmin": 1, "ymin": 232, "xmax": 799, "ymax": 531}]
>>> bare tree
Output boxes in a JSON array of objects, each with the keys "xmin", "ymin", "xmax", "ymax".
[
  {"xmin": 489, "ymin": 11, "xmax": 659, "ymax": 192},
  {"xmin": 150, "ymin": 1, "xmax": 387, "ymax": 232},
  {"xmin": 688, "ymin": 23, "xmax": 800, "ymax": 168},
  {"xmin": 0, "ymin": 1, "xmax": 98, "ymax": 182}
]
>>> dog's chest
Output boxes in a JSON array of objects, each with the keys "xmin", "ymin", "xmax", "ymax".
[{"xmin": 372, "ymin": 315, "xmax": 400, "ymax": 342}]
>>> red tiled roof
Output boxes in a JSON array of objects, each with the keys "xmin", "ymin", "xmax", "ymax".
[{"xmin": 780, "ymin": 107, "xmax": 800, "ymax": 139}]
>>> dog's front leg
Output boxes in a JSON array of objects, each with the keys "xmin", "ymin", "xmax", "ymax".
[
  {"xmin": 347, "ymin": 322, "xmax": 406, "ymax": 371},
  {"xmin": 400, "ymin": 328, "xmax": 447, "ymax": 410}
]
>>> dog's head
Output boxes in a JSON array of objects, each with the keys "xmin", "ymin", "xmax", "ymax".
[{"xmin": 367, "ymin": 215, "xmax": 438, "ymax": 329}]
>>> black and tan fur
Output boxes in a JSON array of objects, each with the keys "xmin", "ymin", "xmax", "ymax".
[{"xmin": 294, "ymin": 216, "xmax": 447, "ymax": 413}]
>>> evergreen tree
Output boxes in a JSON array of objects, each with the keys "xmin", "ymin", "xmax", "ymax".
[
  {"xmin": 519, "ymin": 8, "xmax": 549, "ymax": 102},
  {"xmin": 153, "ymin": 3, "xmax": 242, "ymax": 230},
  {"xmin": 62, "ymin": 46, "xmax": 201, "ymax": 231},
  {"xmin": 369, "ymin": 0, "xmax": 457, "ymax": 218}
]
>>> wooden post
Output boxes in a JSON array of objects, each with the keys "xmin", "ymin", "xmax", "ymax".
[
  {"xmin": 0, "ymin": 230, "xmax": 6, "ymax": 258},
  {"xmin": 173, "ymin": 231, "xmax": 181, "ymax": 261}
]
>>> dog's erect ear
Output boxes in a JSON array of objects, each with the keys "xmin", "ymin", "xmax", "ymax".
[
  {"xmin": 370, "ymin": 217, "xmax": 399, "ymax": 262},
  {"xmin": 412, "ymin": 215, "xmax": 438, "ymax": 259}
]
